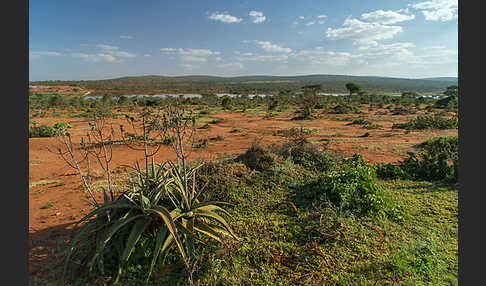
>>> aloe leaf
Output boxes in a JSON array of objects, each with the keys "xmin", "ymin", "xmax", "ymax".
[
  {"xmin": 121, "ymin": 219, "xmax": 151, "ymax": 262},
  {"xmin": 146, "ymin": 226, "xmax": 169, "ymax": 283}
]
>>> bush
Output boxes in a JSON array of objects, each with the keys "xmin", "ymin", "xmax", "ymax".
[
  {"xmin": 376, "ymin": 136, "xmax": 458, "ymax": 182},
  {"xmin": 196, "ymin": 160, "xmax": 250, "ymax": 202},
  {"xmin": 375, "ymin": 162, "xmax": 409, "ymax": 180},
  {"xmin": 275, "ymin": 137, "xmax": 338, "ymax": 172},
  {"xmin": 392, "ymin": 106, "xmax": 416, "ymax": 115},
  {"xmin": 299, "ymin": 154, "xmax": 391, "ymax": 217},
  {"xmin": 330, "ymin": 103, "xmax": 361, "ymax": 114},
  {"xmin": 392, "ymin": 115, "xmax": 458, "ymax": 130},
  {"xmin": 236, "ymin": 143, "xmax": 276, "ymax": 171},
  {"xmin": 402, "ymin": 136, "xmax": 458, "ymax": 182},
  {"xmin": 29, "ymin": 122, "xmax": 71, "ymax": 138},
  {"xmin": 347, "ymin": 119, "xmax": 383, "ymax": 129},
  {"xmin": 29, "ymin": 124, "xmax": 56, "ymax": 138}
]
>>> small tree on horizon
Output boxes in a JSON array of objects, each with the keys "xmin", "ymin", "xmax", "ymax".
[{"xmin": 345, "ymin": 82, "xmax": 361, "ymax": 103}]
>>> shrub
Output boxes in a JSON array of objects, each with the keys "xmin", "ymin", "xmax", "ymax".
[
  {"xmin": 401, "ymin": 136, "xmax": 458, "ymax": 182},
  {"xmin": 29, "ymin": 124, "xmax": 56, "ymax": 138},
  {"xmin": 392, "ymin": 115, "xmax": 458, "ymax": 130},
  {"xmin": 29, "ymin": 122, "xmax": 71, "ymax": 138},
  {"xmin": 376, "ymin": 136, "xmax": 458, "ymax": 182},
  {"xmin": 347, "ymin": 119, "xmax": 383, "ymax": 129},
  {"xmin": 299, "ymin": 154, "xmax": 392, "ymax": 217},
  {"xmin": 275, "ymin": 137, "xmax": 338, "ymax": 172},
  {"xmin": 196, "ymin": 160, "xmax": 250, "ymax": 202},
  {"xmin": 236, "ymin": 143, "xmax": 276, "ymax": 171},
  {"xmin": 392, "ymin": 106, "xmax": 416, "ymax": 115},
  {"xmin": 375, "ymin": 162, "xmax": 409, "ymax": 180},
  {"xmin": 347, "ymin": 119, "xmax": 372, "ymax": 126},
  {"xmin": 330, "ymin": 103, "xmax": 361, "ymax": 114},
  {"xmin": 273, "ymin": 127, "xmax": 315, "ymax": 137}
]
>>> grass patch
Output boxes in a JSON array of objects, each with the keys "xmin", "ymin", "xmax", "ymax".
[
  {"xmin": 29, "ymin": 179, "xmax": 61, "ymax": 188},
  {"xmin": 40, "ymin": 202, "xmax": 56, "ymax": 209}
]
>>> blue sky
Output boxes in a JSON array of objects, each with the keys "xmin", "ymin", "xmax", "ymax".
[{"xmin": 29, "ymin": 0, "xmax": 458, "ymax": 81}]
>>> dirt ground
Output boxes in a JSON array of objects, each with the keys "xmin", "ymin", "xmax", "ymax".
[{"xmin": 28, "ymin": 106, "xmax": 457, "ymax": 284}]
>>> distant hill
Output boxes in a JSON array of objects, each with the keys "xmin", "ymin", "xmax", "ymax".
[
  {"xmin": 419, "ymin": 77, "xmax": 458, "ymax": 83},
  {"xmin": 31, "ymin": 74, "xmax": 458, "ymax": 95}
]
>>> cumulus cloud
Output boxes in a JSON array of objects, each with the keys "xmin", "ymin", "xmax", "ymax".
[
  {"xmin": 96, "ymin": 44, "xmax": 119, "ymax": 51},
  {"xmin": 236, "ymin": 53, "xmax": 289, "ymax": 62},
  {"xmin": 249, "ymin": 11, "xmax": 266, "ymax": 23},
  {"xmin": 160, "ymin": 48, "xmax": 177, "ymax": 53},
  {"xmin": 208, "ymin": 12, "xmax": 242, "ymax": 23},
  {"xmin": 317, "ymin": 15, "xmax": 327, "ymax": 19},
  {"xmin": 181, "ymin": 55, "xmax": 208, "ymax": 62},
  {"xmin": 71, "ymin": 44, "xmax": 135, "ymax": 63},
  {"xmin": 326, "ymin": 18, "xmax": 403, "ymax": 46},
  {"xmin": 305, "ymin": 21, "xmax": 315, "ymax": 26},
  {"xmin": 245, "ymin": 40, "xmax": 292, "ymax": 53},
  {"xmin": 298, "ymin": 16, "xmax": 305, "ymax": 19},
  {"xmin": 218, "ymin": 62, "xmax": 244, "ymax": 69},
  {"xmin": 72, "ymin": 53, "xmax": 117, "ymax": 63},
  {"xmin": 29, "ymin": 51, "xmax": 61, "ymax": 59},
  {"xmin": 318, "ymin": 21, "xmax": 326, "ymax": 25},
  {"xmin": 160, "ymin": 47, "xmax": 220, "ymax": 62},
  {"xmin": 410, "ymin": 0, "xmax": 458, "ymax": 21},
  {"xmin": 295, "ymin": 47, "xmax": 357, "ymax": 66},
  {"xmin": 120, "ymin": 35, "xmax": 133, "ymax": 39},
  {"xmin": 177, "ymin": 48, "xmax": 220, "ymax": 56},
  {"xmin": 361, "ymin": 9, "xmax": 415, "ymax": 24}
]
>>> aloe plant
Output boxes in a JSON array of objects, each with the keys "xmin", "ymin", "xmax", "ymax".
[{"xmin": 63, "ymin": 159, "xmax": 237, "ymax": 285}]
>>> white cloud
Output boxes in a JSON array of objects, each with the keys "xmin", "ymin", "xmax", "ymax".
[
  {"xmin": 317, "ymin": 15, "xmax": 327, "ymax": 19},
  {"xmin": 96, "ymin": 44, "xmax": 119, "ymax": 51},
  {"xmin": 236, "ymin": 53, "xmax": 289, "ymax": 62},
  {"xmin": 410, "ymin": 0, "xmax": 458, "ymax": 21},
  {"xmin": 318, "ymin": 21, "xmax": 325, "ymax": 25},
  {"xmin": 181, "ymin": 55, "xmax": 208, "ymax": 62},
  {"xmin": 305, "ymin": 21, "xmax": 315, "ymax": 26},
  {"xmin": 298, "ymin": 16, "xmax": 305, "ymax": 19},
  {"xmin": 361, "ymin": 10, "xmax": 415, "ymax": 24},
  {"xmin": 218, "ymin": 62, "xmax": 244, "ymax": 70},
  {"xmin": 245, "ymin": 40, "xmax": 292, "ymax": 53},
  {"xmin": 249, "ymin": 11, "xmax": 266, "ymax": 23},
  {"xmin": 295, "ymin": 47, "xmax": 357, "ymax": 66},
  {"xmin": 29, "ymin": 51, "xmax": 61, "ymax": 59},
  {"xmin": 179, "ymin": 63, "xmax": 196, "ymax": 70},
  {"xmin": 110, "ymin": 51, "xmax": 136, "ymax": 58},
  {"xmin": 177, "ymin": 48, "xmax": 220, "ymax": 56},
  {"xmin": 143, "ymin": 54, "xmax": 151, "ymax": 57},
  {"xmin": 160, "ymin": 48, "xmax": 177, "ymax": 53},
  {"xmin": 120, "ymin": 35, "xmax": 133, "ymax": 39},
  {"xmin": 160, "ymin": 48, "xmax": 220, "ymax": 62},
  {"xmin": 72, "ymin": 53, "xmax": 117, "ymax": 63},
  {"xmin": 71, "ymin": 44, "xmax": 135, "ymax": 63},
  {"xmin": 326, "ymin": 18, "xmax": 403, "ymax": 46},
  {"xmin": 208, "ymin": 12, "xmax": 242, "ymax": 23}
]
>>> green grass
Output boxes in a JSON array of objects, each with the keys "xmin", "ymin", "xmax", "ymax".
[
  {"xmin": 31, "ymin": 147, "xmax": 457, "ymax": 286},
  {"xmin": 141, "ymin": 156, "xmax": 456, "ymax": 285},
  {"xmin": 29, "ymin": 179, "xmax": 61, "ymax": 188},
  {"xmin": 40, "ymin": 202, "xmax": 56, "ymax": 209}
]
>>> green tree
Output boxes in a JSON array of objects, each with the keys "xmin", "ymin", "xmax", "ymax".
[{"xmin": 345, "ymin": 82, "xmax": 361, "ymax": 103}]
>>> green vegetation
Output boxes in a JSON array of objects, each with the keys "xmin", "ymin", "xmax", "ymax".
[
  {"xmin": 376, "ymin": 136, "xmax": 458, "ymax": 182},
  {"xmin": 31, "ymin": 74, "xmax": 456, "ymax": 95},
  {"xmin": 330, "ymin": 103, "xmax": 362, "ymax": 114},
  {"xmin": 392, "ymin": 115, "xmax": 458, "ymax": 130},
  {"xmin": 29, "ymin": 83, "xmax": 458, "ymax": 285},
  {"xmin": 29, "ymin": 122, "xmax": 72, "ymax": 138},
  {"xmin": 347, "ymin": 119, "xmax": 383, "ymax": 129}
]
